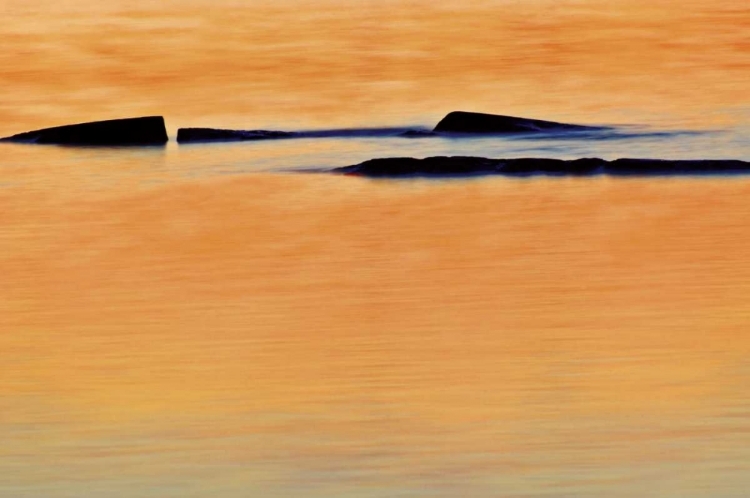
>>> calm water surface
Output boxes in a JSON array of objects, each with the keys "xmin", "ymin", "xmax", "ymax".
[{"xmin": 1, "ymin": 1, "xmax": 750, "ymax": 496}]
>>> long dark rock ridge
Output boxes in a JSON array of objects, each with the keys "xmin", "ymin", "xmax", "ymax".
[
  {"xmin": 176, "ymin": 126, "xmax": 436, "ymax": 143},
  {"xmin": 176, "ymin": 112, "xmax": 605, "ymax": 144},
  {"xmin": 433, "ymin": 111, "xmax": 605, "ymax": 134},
  {"xmin": 0, "ymin": 116, "xmax": 168, "ymax": 145},
  {"xmin": 334, "ymin": 156, "xmax": 750, "ymax": 177},
  {"xmin": 177, "ymin": 128, "xmax": 296, "ymax": 143}
]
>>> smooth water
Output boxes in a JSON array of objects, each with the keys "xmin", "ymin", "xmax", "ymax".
[{"xmin": 2, "ymin": 1, "xmax": 750, "ymax": 497}]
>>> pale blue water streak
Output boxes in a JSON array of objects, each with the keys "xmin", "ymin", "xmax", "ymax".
[
  {"xmin": 0, "ymin": 122, "xmax": 748, "ymax": 193},
  {"xmin": 173, "ymin": 125, "xmax": 750, "ymax": 177}
]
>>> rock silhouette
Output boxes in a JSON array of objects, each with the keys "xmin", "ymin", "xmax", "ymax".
[
  {"xmin": 177, "ymin": 128, "xmax": 296, "ymax": 143},
  {"xmin": 175, "ymin": 112, "xmax": 606, "ymax": 143},
  {"xmin": 176, "ymin": 126, "xmax": 436, "ymax": 143},
  {"xmin": 334, "ymin": 156, "xmax": 750, "ymax": 177},
  {"xmin": 399, "ymin": 129, "xmax": 438, "ymax": 138},
  {"xmin": 0, "ymin": 116, "xmax": 168, "ymax": 145},
  {"xmin": 433, "ymin": 111, "xmax": 604, "ymax": 134}
]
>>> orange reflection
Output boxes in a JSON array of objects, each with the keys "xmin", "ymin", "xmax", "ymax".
[
  {"xmin": 2, "ymin": 1, "xmax": 750, "ymax": 493},
  {"xmin": 0, "ymin": 0, "xmax": 747, "ymax": 135},
  {"xmin": 3, "ymin": 173, "xmax": 750, "ymax": 421}
]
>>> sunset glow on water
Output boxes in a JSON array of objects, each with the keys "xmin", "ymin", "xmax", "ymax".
[
  {"xmin": 1, "ymin": 0, "xmax": 748, "ymax": 133},
  {"xmin": 1, "ymin": 1, "xmax": 749, "ymax": 496}
]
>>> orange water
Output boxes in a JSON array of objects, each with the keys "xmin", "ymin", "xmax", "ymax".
[
  {"xmin": 1, "ymin": 0, "xmax": 748, "ymax": 134},
  {"xmin": 2, "ymin": 1, "xmax": 750, "ymax": 496}
]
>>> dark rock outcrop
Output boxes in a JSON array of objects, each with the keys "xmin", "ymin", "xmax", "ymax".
[
  {"xmin": 175, "ymin": 112, "xmax": 606, "ymax": 143},
  {"xmin": 177, "ymin": 128, "xmax": 296, "ymax": 143},
  {"xmin": 177, "ymin": 126, "xmax": 435, "ymax": 143},
  {"xmin": 0, "ymin": 116, "xmax": 168, "ymax": 145},
  {"xmin": 399, "ymin": 129, "xmax": 438, "ymax": 138},
  {"xmin": 334, "ymin": 156, "xmax": 750, "ymax": 178},
  {"xmin": 433, "ymin": 111, "xmax": 604, "ymax": 134}
]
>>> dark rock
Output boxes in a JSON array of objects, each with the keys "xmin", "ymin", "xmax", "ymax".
[
  {"xmin": 497, "ymin": 157, "xmax": 605, "ymax": 175},
  {"xmin": 177, "ymin": 126, "xmax": 435, "ymax": 142},
  {"xmin": 433, "ymin": 111, "xmax": 604, "ymax": 134},
  {"xmin": 0, "ymin": 116, "xmax": 168, "ymax": 145},
  {"xmin": 303, "ymin": 127, "xmax": 429, "ymax": 138},
  {"xmin": 334, "ymin": 156, "xmax": 750, "ymax": 178},
  {"xmin": 337, "ymin": 157, "xmax": 501, "ymax": 177},
  {"xmin": 177, "ymin": 128, "xmax": 297, "ymax": 143},
  {"xmin": 399, "ymin": 129, "xmax": 438, "ymax": 138}
]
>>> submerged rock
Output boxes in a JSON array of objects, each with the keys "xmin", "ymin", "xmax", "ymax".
[
  {"xmin": 399, "ymin": 129, "xmax": 439, "ymax": 138},
  {"xmin": 433, "ymin": 111, "xmax": 603, "ymax": 134},
  {"xmin": 177, "ymin": 128, "xmax": 297, "ymax": 143},
  {"xmin": 1, "ymin": 116, "xmax": 168, "ymax": 145},
  {"xmin": 177, "ymin": 126, "xmax": 433, "ymax": 142},
  {"xmin": 334, "ymin": 156, "xmax": 750, "ymax": 177}
]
